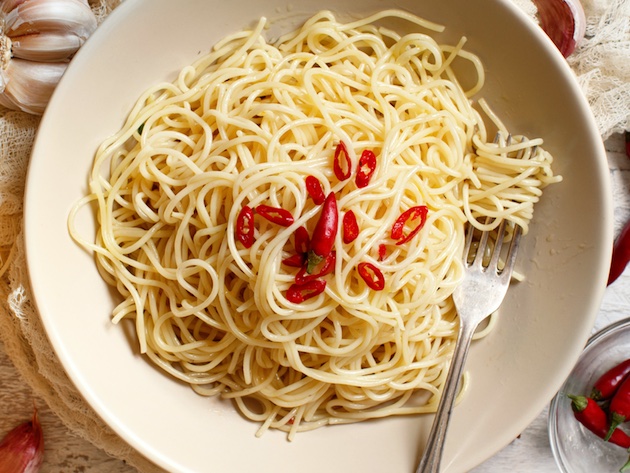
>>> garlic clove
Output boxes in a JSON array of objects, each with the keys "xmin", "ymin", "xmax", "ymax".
[
  {"xmin": 10, "ymin": 32, "xmax": 84, "ymax": 62},
  {"xmin": 0, "ymin": 58, "xmax": 67, "ymax": 114},
  {"xmin": 1, "ymin": 0, "xmax": 28, "ymax": 15},
  {"xmin": 532, "ymin": 0, "xmax": 586, "ymax": 57},
  {"xmin": 3, "ymin": 0, "xmax": 97, "ymax": 41},
  {"xmin": 0, "ymin": 408, "xmax": 44, "ymax": 473}
]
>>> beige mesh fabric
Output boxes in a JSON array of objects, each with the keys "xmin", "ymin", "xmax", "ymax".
[{"xmin": 0, "ymin": 0, "xmax": 627, "ymax": 470}]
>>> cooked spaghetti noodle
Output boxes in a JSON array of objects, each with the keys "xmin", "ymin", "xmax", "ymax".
[{"xmin": 69, "ymin": 10, "xmax": 560, "ymax": 439}]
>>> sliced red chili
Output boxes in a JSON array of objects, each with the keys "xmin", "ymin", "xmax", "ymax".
[
  {"xmin": 342, "ymin": 210, "xmax": 359, "ymax": 244},
  {"xmin": 333, "ymin": 141, "xmax": 352, "ymax": 181},
  {"xmin": 305, "ymin": 176, "xmax": 326, "ymax": 205},
  {"xmin": 295, "ymin": 253, "xmax": 336, "ymax": 285},
  {"xmin": 236, "ymin": 205, "xmax": 254, "ymax": 248},
  {"xmin": 256, "ymin": 204, "xmax": 294, "ymax": 227},
  {"xmin": 286, "ymin": 280, "xmax": 327, "ymax": 303},
  {"xmin": 355, "ymin": 149, "xmax": 376, "ymax": 188},
  {"xmin": 294, "ymin": 226, "xmax": 310, "ymax": 255},
  {"xmin": 357, "ymin": 262, "xmax": 385, "ymax": 291},
  {"xmin": 391, "ymin": 205, "xmax": 428, "ymax": 245},
  {"xmin": 282, "ymin": 254, "xmax": 305, "ymax": 267},
  {"xmin": 378, "ymin": 243, "xmax": 387, "ymax": 261}
]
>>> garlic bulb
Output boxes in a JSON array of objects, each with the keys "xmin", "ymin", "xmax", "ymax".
[{"xmin": 0, "ymin": 0, "xmax": 97, "ymax": 114}]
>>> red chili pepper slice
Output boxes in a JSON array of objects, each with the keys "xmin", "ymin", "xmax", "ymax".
[
  {"xmin": 355, "ymin": 149, "xmax": 376, "ymax": 188},
  {"xmin": 357, "ymin": 262, "xmax": 385, "ymax": 291},
  {"xmin": 294, "ymin": 226, "xmax": 310, "ymax": 255},
  {"xmin": 256, "ymin": 204, "xmax": 294, "ymax": 227},
  {"xmin": 333, "ymin": 141, "xmax": 352, "ymax": 181},
  {"xmin": 378, "ymin": 243, "xmax": 387, "ymax": 261},
  {"xmin": 342, "ymin": 210, "xmax": 359, "ymax": 244},
  {"xmin": 236, "ymin": 205, "xmax": 254, "ymax": 248},
  {"xmin": 286, "ymin": 280, "xmax": 326, "ymax": 303},
  {"xmin": 591, "ymin": 359, "xmax": 630, "ymax": 401},
  {"xmin": 307, "ymin": 192, "xmax": 338, "ymax": 273},
  {"xmin": 295, "ymin": 253, "xmax": 335, "ymax": 285},
  {"xmin": 569, "ymin": 395, "xmax": 630, "ymax": 449},
  {"xmin": 305, "ymin": 176, "xmax": 326, "ymax": 205},
  {"xmin": 391, "ymin": 205, "xmax": 428, "ymax": 245},
  {"xmin": 282, "ymin": 254, "xmax": 305, "ymax": 267}
]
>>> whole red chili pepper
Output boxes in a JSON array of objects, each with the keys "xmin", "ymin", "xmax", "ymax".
[
  {"xmin": 256, "ymin": 204, "xmax": 294, "ymax": 227},
  {"xmin": 608, "ymin": 219, "xmax": 630, "ymax": 285},
  {"xmin": 286, "ymin": 280, "xmax": 326, "ymax": 303},
  {"xmin": 606, "ymin": 375, "xmax": 630, "ymax": 441},
  {"xmin": 305, "ymin": 176, "xmax": 326, "ymax": 205},
  {"xmin": 591, "ymin": 359, "xmax": 630, "ymax": 401},
  {"xmin": 569, "ymin": 394, "xmax": 630, "ymax": 448},
  {"xmin": 357, "ymin": 262, "xmax": 385, "ymax": 291},
  {"xmin": 391, "ymin": 205, "xmax": 428, "ymax": 245},
  {"xmin": 306, "ymin": 192, "xmax": 338, "ymax": 273},
  {"xmin": 236, "ymin": 205, "xmax": 255, "ymax": 248},
  {"xmin": 342, "ymin": 210, "xmax": 359, "ymax": 244},
  {"xmin": 295, "ymin": 253, "xmax": 336, "ymax": 285},
  {"xmin": 355, "ymin": 149, "xmax": 377, "ymax": 188},
  {"xmin": 333, "ymin": 141, "xmax": 352, "ymax": 181}
]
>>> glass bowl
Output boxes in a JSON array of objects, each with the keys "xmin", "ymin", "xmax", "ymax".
[{"xmin": 549, "ymin": 318, "xmax": 630, "ymax": 473}]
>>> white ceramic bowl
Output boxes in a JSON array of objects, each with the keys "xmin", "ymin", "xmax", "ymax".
[
  {"xmin": 550, "ymin": 319, "xmax": 630, "ymax": 473},
  {"xmin": 24, "ymin": 0, "xmax": 611, "ymax": 472}
]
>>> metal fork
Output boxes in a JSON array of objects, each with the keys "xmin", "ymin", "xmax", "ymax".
[{"xmin": 415, "ymin": 217, "xmax": 522, "ymax": 473}]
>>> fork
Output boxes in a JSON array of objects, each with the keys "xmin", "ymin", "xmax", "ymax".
[{"xmin": 415, "ymin": 217, "xmax": 522, "ymax": 473}]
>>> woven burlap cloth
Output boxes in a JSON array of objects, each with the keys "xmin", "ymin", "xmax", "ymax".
[{"xmin": 0, "ymin": 0, "xmax": 628, "ymax": 471}]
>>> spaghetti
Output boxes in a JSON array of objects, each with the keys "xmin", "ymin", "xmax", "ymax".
[{"xmin": 69, "ymin": 10, "xmax": 560, "ymax": 439}]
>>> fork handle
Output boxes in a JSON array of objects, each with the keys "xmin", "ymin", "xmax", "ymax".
[{"xmin": 415, "ymin": 320, "xmax": 478, "ymax": 473}]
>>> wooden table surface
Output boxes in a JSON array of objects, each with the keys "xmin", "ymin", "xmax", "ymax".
[{"xmin": 1, "ymin": 133, "xmax": 628, "ymax": 472}]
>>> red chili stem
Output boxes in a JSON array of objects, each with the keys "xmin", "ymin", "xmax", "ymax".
[
  {"xmin": 333, "ymin": 141, "xmax": 352, "ymax": 181},
  {"xmin": 608, "ymin": 219, "xmax": 630, "ymax": 285},
  {"xmin": 307, "ymin": 192, "xmax": 338, "ymax": 273},
  {"xmin": 569, "ymin": 394, "xmax": 630, "ymax": 448},
  {"xmin": 357, "ymin": 262, "xmax": 385, "ymax": 291},
  {"xmin": 286, "ymin": 280, "xmax": 326, "ymax": 303},
  {"xmin": 606, "ymin": 375, "xmax": 630, "ymax": 440},
  {"xmin": 305, "ymin": 176, "xmax": 326, "ymax": 205},
  {"xmin": 391, "ymin": 205, "xmax": 428, "ymax": 245},
  {"xmin": 591, "ymin": 359, "xmax": 630, "ymax": 401},
  {"xmin": 236, "ymin": 206, "xmax": 255, "ymax": 248},
  {"xmin": 355, "ymin": 149, "xmax": 377, "ymax": 188},
  {"xmin": 256, "ymin": 204, "xmax": 294, "ymax": 227},
  {"xmin": 342, "ymin": 210, "xmax": 359, "ymax": 244},
  {"xmin": 295, "ymin": 253, "xmax": 335, "ymax": 285}
]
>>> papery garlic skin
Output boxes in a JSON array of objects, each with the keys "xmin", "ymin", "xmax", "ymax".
[
  {"xmin": 0, "ymin": 408, "xmax": 44, "ymax": 473},
  {"xmin": 0, "ymin": 0, "xmax": 97, "ymax": 114},
  {"xmin": 0, "ymin": 57, "xmax": 66, "ymax": 114}
]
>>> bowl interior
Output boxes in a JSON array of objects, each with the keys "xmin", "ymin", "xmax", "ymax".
[{"xmin": 24, "ymin": 0, "xmax": 611, "ymax": 472}]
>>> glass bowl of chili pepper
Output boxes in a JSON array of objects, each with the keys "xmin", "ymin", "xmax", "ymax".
[{"xmin": 549, "ymin": 318, "xmax": 630, "ymax": 473}]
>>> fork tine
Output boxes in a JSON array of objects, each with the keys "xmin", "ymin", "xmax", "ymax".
[
  {"xmin": 500, "ymin": 224, "xmax": 522, "ymax": 280},
  {"xmin": 488, "ymin": 218, "xmax": 508, "ymax": 270},
  {"xmin": 472, "ymin": 218, "xmax": 492, "ymax": 268}
]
